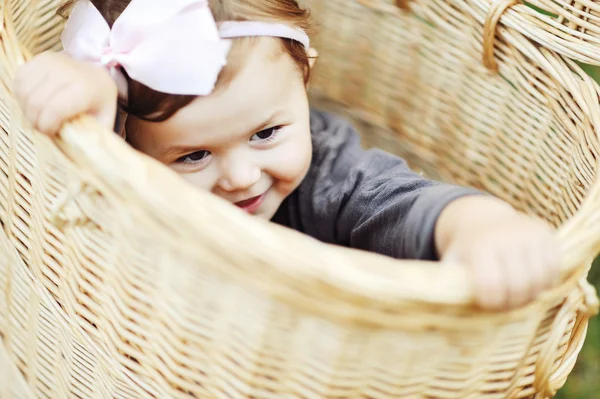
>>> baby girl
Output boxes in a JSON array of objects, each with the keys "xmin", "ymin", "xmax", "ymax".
[{"xmin": 14, "ymin": 0, "xmax": 560, "ymax": 310}]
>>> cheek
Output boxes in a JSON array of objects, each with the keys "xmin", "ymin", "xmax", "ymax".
[
  {"xmin": 175, "ymin": 166, "xmax": 218, "ymax": 192},
  {"xmin": 264, "ymin": 129, "xmax": 312, "ymax": 183}
]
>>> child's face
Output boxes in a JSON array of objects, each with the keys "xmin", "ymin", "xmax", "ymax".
[{"xmin": 127, "ymin": 39, "xmax": 313, "ymax": 220}]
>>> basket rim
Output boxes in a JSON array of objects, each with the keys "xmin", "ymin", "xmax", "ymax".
[
  {"xmin": 3, "ymin": 0, "xmax": 600, "ymax": 321},
  {"xmin": 50, "ymin": 117, "xmax": 594, "ymax": 322}
]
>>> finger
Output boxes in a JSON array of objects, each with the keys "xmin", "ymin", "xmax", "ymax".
[
  {"xmin": 35, "ymin": 81, "xmax": 82, "ymax": 135},
  {"xmin": 17, "ymin": 69, "xmax": 60, "ymax": 128},
  {"xmin": 473, "ymin": 253, "xmax": 507, "ymax": 311},
  {"xmin": 13, "ymin": 56, "xmax": 55, "ymax": 105},
  {"xmin": 527, "ymin": 243, "xmax": 551, "ymax": 297},
  {"xmin": 37, "ymin": 83, "xmax": 89, "ymax": 135},
  {"xmin": 440, "ymin": 248, "xmax": 463, "ymax": 267},
  {"xmin": 26, "ymin": 79, "xmax": 70, "ymax": 133},
  {"xmin": 13, "ymin": 59, "xmax": 40, "ymax": 98},
  {"xmin": 543, "ymin": 237, "xmax": 562, "ymax": 288},
  {"xmin": 504, "ymin": 250, "xmax": 533, "ymax": 309},
  {"xmin": 14, "ymin": 68, "xmax": 52, "ymax": 116}
]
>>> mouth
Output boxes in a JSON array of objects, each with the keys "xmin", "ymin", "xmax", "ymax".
[{"xmin": 234, "ymin": 192, "xmax": 267, "ymax": 214}]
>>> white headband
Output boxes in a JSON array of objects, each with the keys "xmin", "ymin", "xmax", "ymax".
[
  {"xmin": 61, "ymin": 0, "xmax": 310, "ymax": 98},
  {"xmin": 219, "ymin": 21, "xmax": 309, "ymax": 48}
]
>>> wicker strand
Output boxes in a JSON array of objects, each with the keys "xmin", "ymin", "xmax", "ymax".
[
  {"xmin": 395, "ymin": 0, "xmax": 411, "ymax": 11},
  {"xmin": 483, "ymin": 0, "xmax": 522, "ymax": 72},
  {"xmin": 355, "ymin": 0, "xmax": 405, "ymax": 14}
]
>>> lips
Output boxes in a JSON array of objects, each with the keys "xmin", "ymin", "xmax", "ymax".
[{"xmin": 234, "ymin": 193, "xmax": 266, "ymax": 214}]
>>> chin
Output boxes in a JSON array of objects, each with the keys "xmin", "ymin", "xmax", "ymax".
[
  {"xmin": 253, "ymin": 181, "xmax": 298, "ymax": 220},
  {"xmin": 255, "ymin": 212, "xmax": 273, "ymax": 220},
  {"xmin": 257, "ymin": 193, "xmax": 284, "ymax": 221}
]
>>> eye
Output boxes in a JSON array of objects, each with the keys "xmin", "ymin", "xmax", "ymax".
[
  {"xmin": 175, "ymin": 150, "xmax": 211, "ymax": 165},
  {"xmin": 250, "ymin": 126, "xmax": 281, "ymax": 142}
]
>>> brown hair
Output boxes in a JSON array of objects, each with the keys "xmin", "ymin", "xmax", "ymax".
[{"xmin": 58, "ymin": 0, "xmax": 315, "ymax": 122}]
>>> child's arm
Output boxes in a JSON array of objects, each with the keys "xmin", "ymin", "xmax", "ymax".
[
  {"xmin": 435, "ymin": 196, "xmax": 560, "ymax": 310},
  {"xmin": 294, "ymin": 110, "xmax": 559, "ymax": 310},
  {"xmin": 295, "ymin": 110, "xmax": 483, "ymax": 261},
  {"xmin": 13, "ymin": 52, "xmax": 118, "ymax": 136}
]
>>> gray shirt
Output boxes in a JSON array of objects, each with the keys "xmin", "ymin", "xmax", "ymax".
[{"xmin": 272, "ymin": 109, "xmax": 480, "ymax": 260}]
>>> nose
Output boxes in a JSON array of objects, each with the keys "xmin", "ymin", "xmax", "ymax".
[{"xmin": 217, "ymin": 156, "xmax": 261, "ymax": 192}]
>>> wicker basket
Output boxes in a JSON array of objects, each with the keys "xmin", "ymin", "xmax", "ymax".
[{"xmin": 1, "ymin": 0, "xmax": 600, "ymax": 397}]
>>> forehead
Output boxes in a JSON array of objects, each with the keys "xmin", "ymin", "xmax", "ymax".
[
  {"xmin": 165, "ymin": 38, "xmax": 304, "ymax": 135},
  {"xmin": 214, "ymin": 36, "xmax": 290, "ymax": 91}
]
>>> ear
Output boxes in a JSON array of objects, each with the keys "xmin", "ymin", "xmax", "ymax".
[{"xmin": 308, "ymin": 47, "xmax": 318, "ymax": 69}]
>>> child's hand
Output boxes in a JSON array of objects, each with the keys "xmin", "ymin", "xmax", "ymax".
[
  {"xmin": 435, "ymin": 196, "xmax": 561, "ymax": 310},
  {"xmin": 13, "ymin": 52, "xmax": 118, "ymax": 136}
]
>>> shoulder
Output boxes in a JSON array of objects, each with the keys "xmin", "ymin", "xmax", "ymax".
[
  {"xmin": 309, "ymin": 108, "xmax": 362, "ymax": 166},
  {"xmin": 309, "ymin": 108, "xmax": 359, "ymax": 142},
  {"xmin": 308, "ymin": 108, "xmax": 411, "ymax": 176}
]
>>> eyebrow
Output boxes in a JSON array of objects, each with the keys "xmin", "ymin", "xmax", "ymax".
[{"xmin": 157, "ymin": 109, "xmax": 285, "ymax": 160}]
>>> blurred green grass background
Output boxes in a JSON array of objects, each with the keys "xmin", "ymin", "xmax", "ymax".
[
  {"xmin": 545, "ymin": 52, "xmax": 600, "ymax": 398},
  {"xmin": 556, "ymin": 259, "xmax": 599, "ymax": 398},
  {"xmin": 556, "ymin": 62, "xmax": 600, "ymax": 399}
]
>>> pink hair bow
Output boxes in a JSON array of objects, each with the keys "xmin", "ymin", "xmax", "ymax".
[{"xmin": 61, "ymin": 0, "xmax": 232, "ymax": 97}]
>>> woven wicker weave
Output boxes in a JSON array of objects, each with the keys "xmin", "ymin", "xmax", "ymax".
[{"xmin": 1, "ymin": 0, "xmax": 600, "ymax": 398}]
